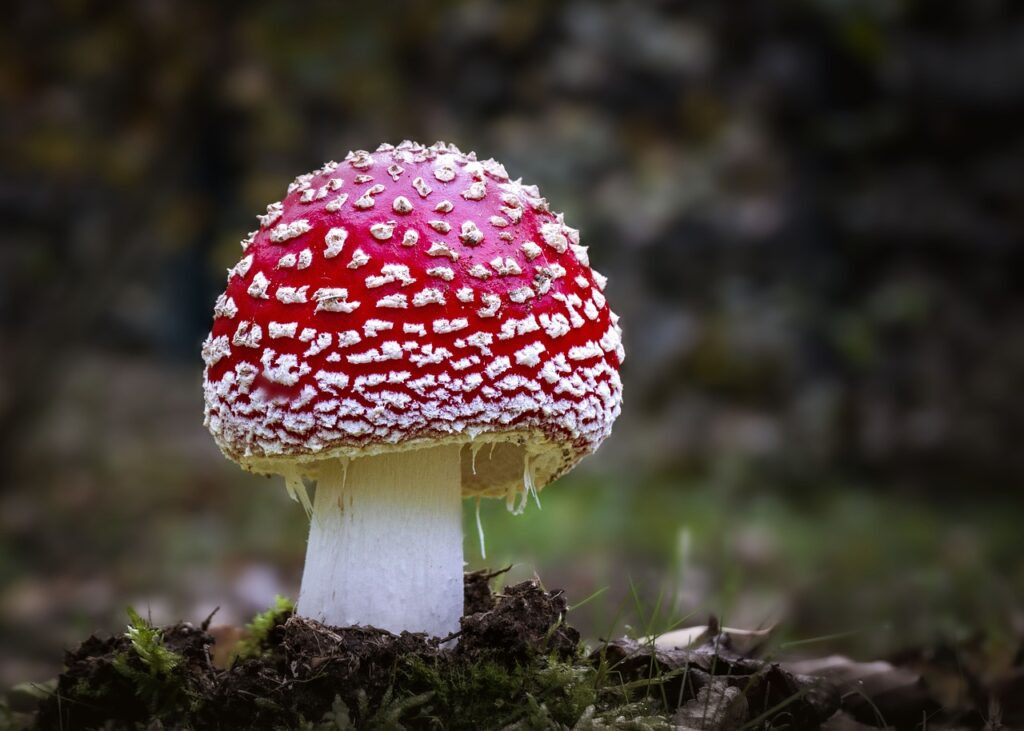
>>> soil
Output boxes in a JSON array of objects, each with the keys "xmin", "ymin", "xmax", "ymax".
[
  {"xmin": 31, "ymin": 573, "xmax": 579, "ymax": 730},
  {"xmin": 20, "ymin": 574, "xmax": 1022, "ymax": 730}
]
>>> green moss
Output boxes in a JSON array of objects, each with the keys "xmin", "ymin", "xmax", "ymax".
[
  {"xmin": 118, "ymin": 607, "xmax": 183, "ymax": 676},
  {"xmin": 330, "ymin": 653, "xmax": 679, "ymax": 730},
  {"xmin": 233, "ymin": 594, "xmax": 295, "ymax": 663},
  {"xmin": 393, "ymin": 654, "xmax": 608, "ymax": 730},
  {"xmin": 111, "ymin": 607, "xmax": 189, "ymax": 715},
  {"xmin": 287, "ymin": 691, "xmax": 435, "ymax": 731}
]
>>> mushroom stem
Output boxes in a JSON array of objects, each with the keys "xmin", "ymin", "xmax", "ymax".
[{"xmin": 296, "ymin": 444, "xmax": 464, "ymax": 637}]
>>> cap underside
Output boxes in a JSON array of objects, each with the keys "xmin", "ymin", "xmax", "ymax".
[{"xmin": 234, "ymin": 427, "xmax": 575, "ymax": 505}]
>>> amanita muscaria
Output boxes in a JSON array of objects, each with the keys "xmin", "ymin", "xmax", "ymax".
[{"xmin": 203, "ymin": 141, "xmax": 623, "ymax": 637}]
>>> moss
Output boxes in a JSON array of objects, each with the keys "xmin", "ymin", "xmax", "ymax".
[
  {"xmin": 232, "ymin": 594, "xmax": 294, "ymax": 663},
  {"xmin": 273, "ymin": 651, "xmax": 674, "ymax": 730},
  {"xmin": 394, "ymin": 654, "xmax": 604, "ymax": 729},
  {"xmin": 35, "ymin": 610, "xmax": 214, "ymax": 729},
  {"xmin": 116, "ymin": 607, "xmax": 184, "ymax": 675},
  {"xmin": 110, "ymin": 607, "xmax": 190, "ymax": 716}
]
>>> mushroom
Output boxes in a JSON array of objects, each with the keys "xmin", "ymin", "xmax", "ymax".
[{"xmin": 202, "ymin": 141, "xmax": 624, "ymax": 637}]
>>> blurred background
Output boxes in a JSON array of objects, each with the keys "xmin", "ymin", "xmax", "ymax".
[{"xmin": 2, "ymin": 0, "xmax": 1023, "ymax": 687}]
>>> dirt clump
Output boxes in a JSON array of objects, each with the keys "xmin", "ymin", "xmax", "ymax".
[
  {"xmin": 462, "ymin": 566, "xmax": 509, "ymax": 616},
  {"xmin": 208, "ymin": 618, "xmax": 441, "ymax": 728},
  {"xmin": 35, "ymin": 618, "xmax": 215, "ymax": 730},
  {"xmin": 457, "ymin": 578, "xmax": 579, "ymax": 665}
]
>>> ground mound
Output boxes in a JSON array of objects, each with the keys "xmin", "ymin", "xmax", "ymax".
[{"xmin": 8, "ymin": 570, "xmax": 1015, "ymax": 729}]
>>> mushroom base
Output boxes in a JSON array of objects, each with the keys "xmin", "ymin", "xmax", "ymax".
[{"xmin": 296, "ymin": 444, "xmax": 464, "ymax": 637}]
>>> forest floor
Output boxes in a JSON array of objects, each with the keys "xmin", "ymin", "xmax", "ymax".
[{"xmin": 5, "ymin": 569, "xmax": 1022, "ymax": 730}]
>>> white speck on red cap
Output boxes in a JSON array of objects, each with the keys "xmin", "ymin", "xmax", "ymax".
[
  {"xmin": 258, "ymin": 202, "xmax": 284, "ymax": 228},
  {"xmin": 203, "ymin": 141, "xmax": 623, "ymax": 499},
  {"xmin": 325, "ymin": 193, "xmax": 349, "ymax": 212},
  {"xmin": 269, "ymin": 219, "xmax": 312, "ymax": 243},
  {"xmin": 214, "ymin": 294, "xmax": 238, "ymax": 319}
]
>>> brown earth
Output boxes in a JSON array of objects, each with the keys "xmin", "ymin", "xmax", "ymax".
[{"xmin": 22, "ymin": 572, "xmax": 1021, "ymax": 730}]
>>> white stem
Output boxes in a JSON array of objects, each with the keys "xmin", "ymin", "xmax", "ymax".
[{"xmin": 296, "ymin": 444, "xmax": 464, "ymax": 637}]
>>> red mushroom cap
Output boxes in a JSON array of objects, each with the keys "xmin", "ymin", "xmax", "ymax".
[{"xmin": 203, "ymin": 141, "xmax": 623, "ymax": 499}]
